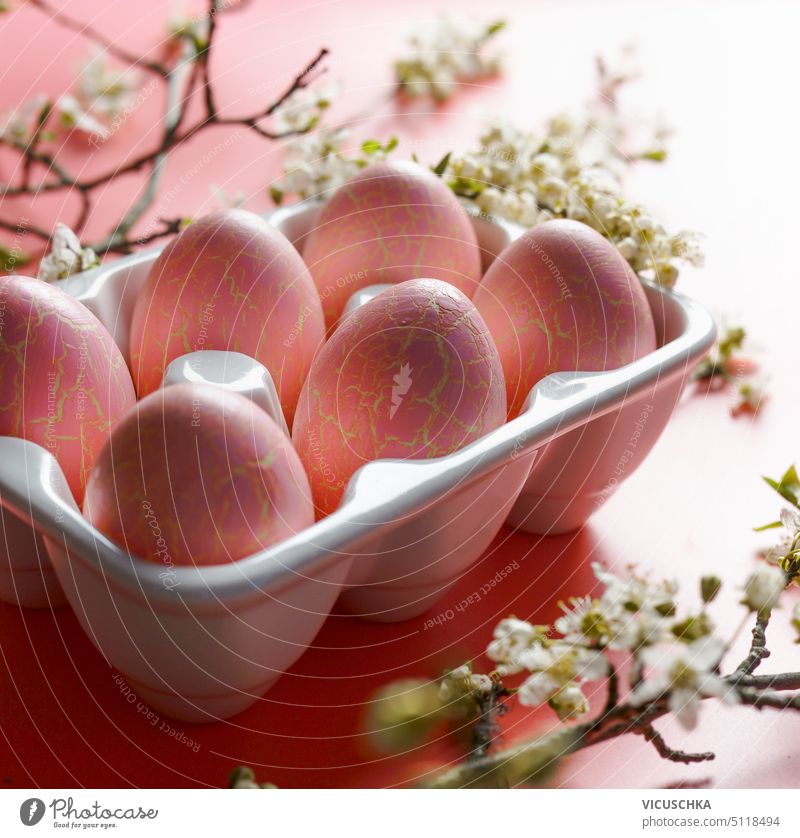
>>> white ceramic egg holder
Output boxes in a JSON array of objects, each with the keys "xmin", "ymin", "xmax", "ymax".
[{"xmin": 0, "ymin": 204, "xmax": 715, "ymax": 722}]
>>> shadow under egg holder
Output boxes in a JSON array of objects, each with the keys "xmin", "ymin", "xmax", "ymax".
[{"xmin": 0, "ymin": 202, "xmax": 715, "ymax": 722}]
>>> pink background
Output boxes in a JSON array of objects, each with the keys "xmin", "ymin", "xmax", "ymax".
[{"xmin": 1, "ymin": 0, "xmax": 799, "ymax": 788}]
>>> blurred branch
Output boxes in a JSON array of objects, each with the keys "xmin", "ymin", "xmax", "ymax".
[{"xmin": 1, "ymin": 2, "xmax": 329, "ymax": 256}]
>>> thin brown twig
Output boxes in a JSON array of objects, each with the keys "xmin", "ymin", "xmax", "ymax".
[
  {"xmin": 0, "ymin": 138, "xmax": 74, "ymax": 191},
  {"xmin": 735, "ymin": 613, "xmax": 771, "ymax": 675},
  {"xmin": 20, "ymin": 100, "xmax": 53, "ymax": 190},
  {"xmin": 737, "ymin": 688, "xmax": 800, "ymax": 712},
  {"xmin": 92, "ymin": 41, "xmax": 197, "ymax": 253},
  {"xmin": 0, "ymin": 1, "xmax": 330, "ymax": 257},
  {"xmin": 732, "ymin": 672, "xmax": 800, "ymax": 692},
  {"xmin": 423, "ymin": 667, "xmax": 800, "ymax": 788},
  {"xmin": 201, "ymin": 0, "xmax": 220, "ymax": 119},
  {"xmin": 129, "ymin": 217, "xmax": 184, "ymax": 250},
  {"xmin": 28, "ymin": 0, "xmax": 169, "ymax": 77},
  {"xmin": 470, "ymin": 684, "xmax": 509, "ymax": 761},
  {"xmin": 0, "ymin": 217, "xmax": 53, "ymax": 241},
  {"xmin": 602, "ymin": 664, "xmax": 619, "ymax": 715},
  {"xmin": 638, "ymin": 723, "xmax": 715, "ymax": 764}
]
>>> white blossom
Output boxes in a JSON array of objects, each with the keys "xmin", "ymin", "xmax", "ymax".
[
  {"xmin": 762, "ymin": 508, "xmax": 798, "ymax": 580},
  {"xmin": 549, "ymin": 683, "xmax": 589, "ymax": 721},
  {"xmin": 38, "ymin": 223, "xmax": 99, "ymax": 282},
  {"xmin": 0, "ymin": 95, "xmax": 49, "ymax": 144},
  {"xmin": 443, "ymin": 115, "xmax": 703, "ymax": 286},
  {"xmin": 742, "ymin": 565, "xmax": 785, "ymax": 612},
  {"xmin": 486, "ymin": 617, "xmax": 549, "ymax": 675},
  {"xmin": 167, "ymin": 9, "xmax": 211, "ymax": 45},
  {"xmin": 438, "ymin": 664, "xmax": 492, "ymax": 703},
  {"xmin": 78, "ymin": 51, "xmax": 141, "ymax": 119},
  {"xmin": 554, "ymin": 596, "xmax": 614, "ymax": 646},
  {"xmin": 593, "ymin": 562, "xmax": 677, "ymax": 621},
  {"xmin": 56, "ymin": 95, "xmax": 109, "ymax": 140},
  {"xmin": 552, "ymin": 563, "xmax": 675, "ymax": 651},
  {"xmin": 631, "ymin": 636, "xmax": 736, "ymax": 730},
  {"xmin": 733, "ymin": 376, "xmax": 768, "ymax": 414},
  {"xmin": 272, "ymin": 82, "xmax": 339, "ymax": 135},
  {"xmin": 517, "ymin": 643, "xmax": 607, "ymax": 708},
  {"xmin": 780, "ymin": 507, "xmax": 800, "ymax": 536},
  {"xmin": 270, "ymin": 128, "xmax": 398, "ymax": 204},
  {"xmin": 394, "ymin": 18, "xmax": 504, "ymax": 102},
  {"xmin": 209, "ymin": 183, "xmax": 245, "ymax": 209}
]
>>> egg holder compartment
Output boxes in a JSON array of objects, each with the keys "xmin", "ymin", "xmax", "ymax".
[{"xmin": 0, "ymin": 203, "xmax": 715, "ymax": 722}]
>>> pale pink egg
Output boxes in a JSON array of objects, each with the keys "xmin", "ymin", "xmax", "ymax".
[
  {"xmin": 302, "ymin": 161, "xmax": 482, "ymax": 329},
  {"xmin": 83, "ymin": 383, "xmax": 313, "ymax": 566},
  {"xmin": 473, "ymin": 220, "xmax": 657, "ymax": 418},
  {"xmin": 0, "ymin": 275, "xmax": 136, "ymax": 502},
  {"xmin": 292, "ymin": 279, "xmax": 506, "ymax": 517},
  {"xmin": 129, "ymin": 209, "xmax": 325, "ymax": 427}
]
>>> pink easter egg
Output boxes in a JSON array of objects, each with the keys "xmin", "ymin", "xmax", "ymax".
[
  {"xmin": 83, "ymin": 383, "xmax": 313, "ymax": 566},
  {"xmin": 292, "ymin": 279, "xmax": 506, "ymax": 517},
  {"xmin": 0, "ymin": 275, "xmax": 136, "ymax": 502},
  {"xmin": 302, "ymin": 161, "xmax": 482, "ymax": 329},
  {"xmin": 473, "ymin": 220, "xmax": 657, "ymax": 418},
  {"xmin": 129, "ymin": 209, "xmax": 325, "ymax": 428}
]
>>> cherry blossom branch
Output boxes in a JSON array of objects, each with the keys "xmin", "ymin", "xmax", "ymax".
[
  {"xmin": 422, "ymin": 677, "xmax": 800, "ymax": 788},
  {"xmin": 411, "ymin": 503, "xmax": 800, "ymax": 789},
  {"xmin": 0, "ymin": 0, "xmax": 329, "ymax": 257}
]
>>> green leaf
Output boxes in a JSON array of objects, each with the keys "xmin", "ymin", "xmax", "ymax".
[
  {"xmin": 763, "ymin": 465, "xmax": 800, "ymax": 508},
  {"xmin": 447, "ymin": 174, "xmax": 487, "ymax": 198},
  {"xmin": 781, "ymin": 464, "xmax": 800, "ymax": 490},
  {"xmin": 361, "ymin": 138, "xmax": 383, "ymax": 155},
  {"xmin": 431, "ymin": 151, "xmax": 452, "ymax": 177},
  {"xmin": 671, "ymin": 612, "xmax": 713, "ymax": 642},
  {"xmin": 485, "ymin": 20, "xmax": 506, "ymax": 37},
  {"xmin": 700, "ymin": 575, "xmax": 722, "ymax": 604},
  {"xmin": 269, "ymin": 185, "xmax": 284, "ymax": 205},
  {"xmin": 639, "ymin": 148, "xmax": 668, "ymax": 162},
  {"xmin": 385, "ymin": 135, "xmax": 399, "ymax": 153},
  {"xmin": 718, "ymin": 325, "xmax": 746, "ymax": 359},
  {"xmin": 753, "ymin": 521, "xmax": 783, "ymax": 532},
  {"xmin": 0, "ymin": 244, "xmax": 29, "ymax": 273}
]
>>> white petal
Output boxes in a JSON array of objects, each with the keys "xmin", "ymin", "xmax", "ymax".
[
  {"xmin": 687, "ymin": 635, "xmax": 727, "ymax": 670},
  {"xmin": 630, "ymin": 679, "xmax": 666, "ymax": 707},
  {"xmin": 670, "ymin": 689, "xmax": 700, "ymax": 731},
  {"xmin": 780, "ymin": 507, "xmax": 800, "ymax": 535},
  {"xmin": 518, "ymin": 673, "xmax": 558, "ymax": 706}
]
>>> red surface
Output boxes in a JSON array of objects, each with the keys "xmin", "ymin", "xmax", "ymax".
[{"xmin": 1, "ymin": 0, "xmax": 799, "ymax": 788}]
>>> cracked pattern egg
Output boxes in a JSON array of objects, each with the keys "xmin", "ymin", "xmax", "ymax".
[
  {"xmin": 302, "ymin": 161, "xmax": 482, "ymax": 329},
  {"xmin": 129, "ymin": 210, "xmax": 325, "ymax": 427},
  {"xmin": 473, "ymin": 220, "xmax": 657, "ymax": 418},
  {"xmin": 292, "ymin": 279, "xmax": 506, "ymax": 517},
  {"xmin": 0, "ymin": 275, "xmax": 136, "ymax": 502},
  {"xmin": 83, "ymin": 383, "xmax": 314, "ymax": 566}
]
